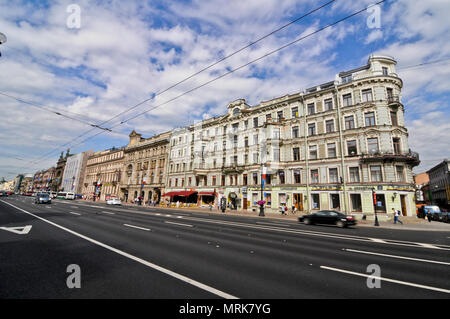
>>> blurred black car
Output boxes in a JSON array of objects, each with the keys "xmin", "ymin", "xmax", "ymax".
[{"xmin": 299, "ymin": 210, "xmax": 357, "ymax": 228}]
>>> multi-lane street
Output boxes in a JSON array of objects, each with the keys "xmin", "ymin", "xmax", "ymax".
[{"xmin": 1, "ymin": 196, "xmax": 449, "ymax": 299}]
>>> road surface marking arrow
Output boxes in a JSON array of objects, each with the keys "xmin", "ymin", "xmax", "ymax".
[{"xmin": 0, "ymin": 225, "xmax": 32, "ymax": 235}]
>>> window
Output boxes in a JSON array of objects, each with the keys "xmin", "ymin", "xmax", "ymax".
[
  {"xmin": 347, "ymin": 140, "xmax": 357, "ymax": 156},
  {"xmin": 244, "ymin": 120, "xmax": 248, "ymax": 129},
  {"xmin": 244, "ymin": 154, "xmax": 248, "ymax": 164},
  {"xmin": 393, "ymin": 137, "xmax": 401, "ymax": 154},
  {"xmin": 345, "ymin": 115, "xmax": 355, "ymax": 129},
  {"xmin": 351, "ymin": 194, "xmax": 362, "ymax": 212},
  {"xmin": 273, "ymin": 148, "xmax": 280, "ymax": 162},
  {"xmin": 253, "ymin": 172, "xmax": 258, "ymax": 185},
  {"xmin": 308, "ymin": 123, "xmax": 316, "ymax": 136},
  {"xmin": 365, "ymin": 112, "xmax": 376, "ymax": 127},
  {"xmin": 349, "ymin": 167, "xmax": 360, "ymax": 183},
  {"xmin": 361, "ymin": 89, "xmax": 373, "ymax": 102},
  {"xmin": 341, "ymin": 74, "xmax": 352, "ymax": 83},
  {"xmin": 387, "ymin": 88, "xmax": 394, "ymax": 101},
  {"xmin": 391, "ymin": 111, "xmax": 398, "ymax": 126},
  {"xmin": 293, "ymin": 147, "xmax": 300, "ymax": 161},
  {"xmin": 396, "ymin": 166, "xmax": 404, "ymax": 182},
  {"xmin": 327, "ymin": 143, "xmax": 336, "ymax": 158},
  {"xmin": 382, "ymin": 67, "xmax": 388, "ymax": 75},
  {"xmin": 244, "ymin": 136, "xmax": 249, "ymax": 147},
  {"xmin": 253, "ymin": 117, "xmax": 259, "ymax": 128},
  {"xmin": 266, "ymin": 113, "xmax": 272, "ymax": 121},
  {"xmin": 294, "ymin": 170, "xmax": 301, "ymax": 184},
  {"xmin": 325, "ymin": 119, "xmax": 335, "ymax": 133},
  {"xmin": 307, "ymin": 103, "xmax": 315, "ymax": 115},
  {"xmin": 277, "ymin": 111, "xmax": 283, "ymax": 122},
  {"xmin": 279, "ymin": 171, "xmax": 285, "ymax": 184},
  {"xmin": 291, "ymin": 107, "xmax": 299, "ymax": 118},
  {"xmin": 368, "ymin": 137, "xmax": 379, "ymax": 153},
  {"xmin": 324, "ymin": 98, "xmax": 333, "ymax": 111},
  {"xmin": 370, "ymin": 165, "xmax": 383, "ymax": 182},
  {"xmin": 343, "ymin": 93, "xmax": 352, "ymax": 107},
  {"xmin": 253, "ymin": 134, "xmax": 258, "ymax": 145},
  {"xmin": 292, "ymin": 126, "xmax": 299, "ymax": 138},
  {"xmin": 311, "ymin": 169, "xmax": 319, "ymax": 183},
  {"xmin": 311, "ymin": 194, "xmax": 320, "ymax": 209},
  {"xmin": 273, "ymin": 128, "xmax": 280, "ymax": 140},
  {"xmin": 309, "ymin": 145, "xmax": 317, "ymax": 160},
  {"xmin": 253, "ymin": 153, "xmax": 258, "ymax": 163},
  {"xmin": 329, "ymin": 168, "xmax": 338, "ymax": 183},
  {"xmin": 243, "ymin": 174, "xmax": 247, "ymax": 186}
]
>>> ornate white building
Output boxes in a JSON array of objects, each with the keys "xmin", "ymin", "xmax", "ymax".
[{"xmin": 165, "ymin": 55, "xmax": 420, "ymax": 217}]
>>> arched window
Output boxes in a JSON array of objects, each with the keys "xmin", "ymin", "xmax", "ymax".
[{"xmin": 233, "ymin": 108, "xmax": 240, "ymax": 116}]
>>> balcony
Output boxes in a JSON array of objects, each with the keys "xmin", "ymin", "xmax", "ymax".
[
  {"xmin": 360, "ymin": 150, "xmax": 420, "ymax": 166},
  {"xmin": 387, "ymin": 95, "xmax": 402, "ymax": 106}
]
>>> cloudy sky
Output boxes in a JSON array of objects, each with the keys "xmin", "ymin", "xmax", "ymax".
[{"xmin": 0, "ymin": 0, "xmax": 449, "ymax": 180}]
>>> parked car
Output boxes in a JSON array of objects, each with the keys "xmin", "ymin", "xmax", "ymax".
[
  {"xmin": 423, "ymin": 205, "xmax": 443, "ymax": 221},
  {"xmin": 0, "ymin": 191, "xmax": 8, "ymax": 197},
  {"xmin": 440, "ymin": 210, "xmax": 450, "ymax": 223},
  {"xmin": 106, "ymin": 198, "xmax": 121, "ymax": 205},
  {"xmin": 35, "ymin": 192, "xmax": 51, "ymax": 204},
  {"xmin": 299, "ymin": 210, "xmax": 357, "ymax": 228}
]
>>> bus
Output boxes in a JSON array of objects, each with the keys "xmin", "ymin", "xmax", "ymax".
[
  {"xmin": 57, "ymin": 192, "xmax": 67, "ymax": 199},
  {"xmin": 65, "ymin": 192, "xmax": 75, "ymax": 200}
]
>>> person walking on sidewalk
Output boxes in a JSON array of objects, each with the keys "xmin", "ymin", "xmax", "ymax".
[
  {"xmin": 425, "ymin": 208, "xmax": 432, "ymax": 222},
  {"xmin": 393, "ymin": 208, "xmax": 403, "ymax": 224}
]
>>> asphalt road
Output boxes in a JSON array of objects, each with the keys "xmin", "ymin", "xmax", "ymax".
[{"xmin": 1, "ymin": 195, "xmax": 449, "ymax": 299}]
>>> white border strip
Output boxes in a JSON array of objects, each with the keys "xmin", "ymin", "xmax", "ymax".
[{"xmin": 0, "ymin": 200, "xmax": 237, "ymax": 299}]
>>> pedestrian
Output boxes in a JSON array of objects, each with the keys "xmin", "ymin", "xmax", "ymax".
[
  {"xmin": 425, "ymin": 208, "xmax": 432, "ymax": 222},
  {"xmin": 392, "ymin": 208, "xmax": 403, "ymax": 224}
]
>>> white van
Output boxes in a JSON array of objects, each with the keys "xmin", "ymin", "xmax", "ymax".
[{"xmin": 65, "ymin": 192, "xmax": 75, "ymax": 200}]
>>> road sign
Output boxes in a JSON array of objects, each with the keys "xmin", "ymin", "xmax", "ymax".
[{"xmin": 0, "ymin": 225, "xmax": 32, "ymax": 235}]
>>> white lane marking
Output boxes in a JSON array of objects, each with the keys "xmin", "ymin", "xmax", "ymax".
[
  {"xmin": 71, "ymin": 206, "xmax": 79, "ymax": 209},
  {"xmin": 0, "ymin": 200, "xmax": 237, "ymax": 299},
  {"xmin": 165, "ymin": 221, "xmax": 194, "ymax": 228},
  {"xmin": 418, "ymin": 243, "xmax": 440, "ymax": 249},
  {"xmin": 0, "ymin": 225, "xmax": 32, "ymax": 235},
  {"xmin": 320, "ymin": 265, "xmax": 450, "ymax": 294},
  {"xmin": 182, "ymin": 216, "xmax": 450, "ymax": 251},
  {"xmin": 344, "ymin": 249, "xmax": 450, "ymax": 266},
  {"xmin": 124, "ymin": 224, "xmax": 151, "ymax": 232},
  {"xmin": 101, "ymin": 211, "xmax": 116, "ymax": 215},
  {"xmin": 69, "ymin": 212, "xmax": 81, "ymax": 216},
  {"xmin": 369, "ymin": 238, "xmax": 387, "ymax": 243},
  {"xmin": 177, "ymin": 216, "xmax": 184, "ymax": 219}
]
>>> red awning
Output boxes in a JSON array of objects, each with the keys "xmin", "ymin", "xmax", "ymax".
[
  {"xmin": 198, "ymin": 192, "xmax": 216, "ymax": 196},
  {"xmin": 162, "ymin": 191, "xmax": 197, "ymax": 197}
]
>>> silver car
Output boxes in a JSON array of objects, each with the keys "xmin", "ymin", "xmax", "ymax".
[{"xmin": 35, "ymin": 193, "xmax": 51, "ymax": 204}]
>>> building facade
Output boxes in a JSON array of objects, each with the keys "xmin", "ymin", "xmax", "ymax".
[
  {"xmin": 54, "ymin": 149, "xmax": 71, "ymax": 191},
  {"xmin": 119, "ymin": 131, "xmax": 170, "ymax": 204},
  {"xmin": 427, "ymin": 159, "xmax": 450, "ymax": 208},
  {"xmin": 32, "ymin": 167, "xmax": 56, "ymax": 193},
  {"xmin": 61, "ymin": 150, "xmax": 93, "ymax": 194},
  {"xmin": 165, "ymin": 55, "xmax": 420, "ymax": 217},
  {"xmin": 82, "ymin": 147, "xmax": 125, "ymax": 201}
]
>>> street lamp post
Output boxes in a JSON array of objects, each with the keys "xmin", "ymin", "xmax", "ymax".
[
  {"xmin": 259, "ymin": 164, "xmax": 266, "ymax": 217},
  {"xmin": 372, "ymin": 189, "xmax": 380, "ymax": 226}
]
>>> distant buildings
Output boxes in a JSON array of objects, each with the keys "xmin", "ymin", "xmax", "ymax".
[
  {"xmin": 427, "ymin": 159, "xmax": 450, "ymax": 208},
  {"xmin": 61, "ymin": 150, "xmax": 93, "ymax": 194}
]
